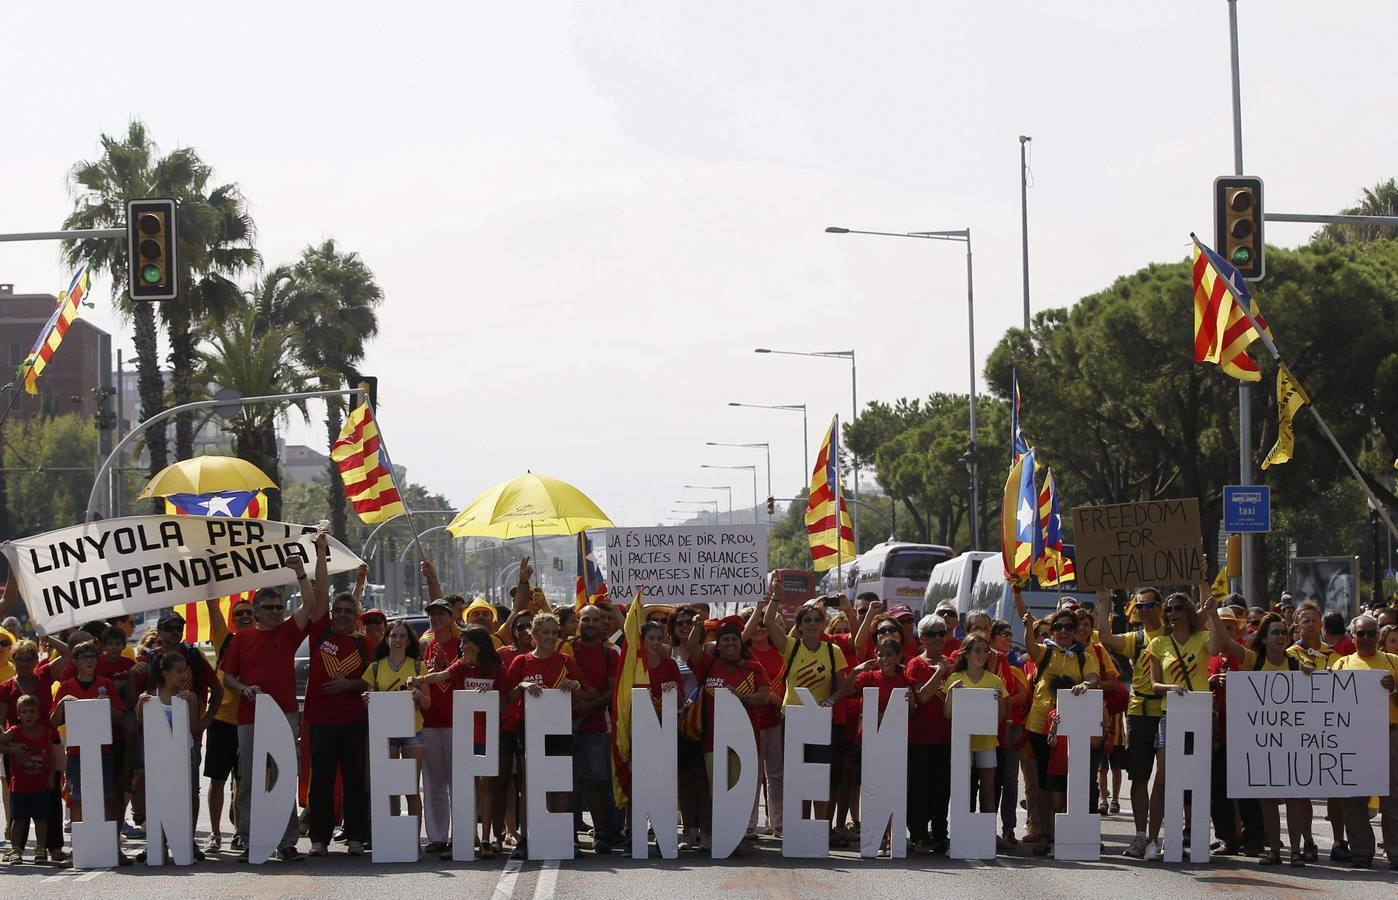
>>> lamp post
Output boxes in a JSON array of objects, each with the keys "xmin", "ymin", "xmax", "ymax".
[
  {"xmin": 683, "ymin": 484, "xmax": 733, "ymax": 523},
  {"xmin": 706, "ymin": 442, "xmax": 771, "ymax": 519},
  {"xmin": 754, "ymin": 349, "xmax": 857, "ymax": 544},
  {"xmin": 673, "ymin": 500, "xmax": 719, "ymax": 525},
  {"xmin": 728, "ymin": 401, "xmax": 808, "ymax": 488},
  {"xmin": 702, "ymin": 464, "xmax": 758, "ymax": 525},
  {"xmin": 825, "ymin": 225, "xmax": 980, "ymax": 550}
]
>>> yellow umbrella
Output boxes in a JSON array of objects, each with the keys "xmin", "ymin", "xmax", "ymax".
[
  {"xmin": 445, "ymin": 472, "xmax": 613, "ymax": 541},
  {"xmin": 135, "ymin": 456, "xmax": 278, "ymax": 500}
]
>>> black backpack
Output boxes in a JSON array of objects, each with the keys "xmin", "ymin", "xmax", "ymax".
[
  {"xmin": 1030, "ymin": 643, "xmax": 1088, "ymax": 693},
  {"xmin": 1252, "ymin": 652, "xmax": 1300, "ymax": 672},
  {"xmin": 785, "ymin": 639, "xmax": 839, "ymax": 701}
]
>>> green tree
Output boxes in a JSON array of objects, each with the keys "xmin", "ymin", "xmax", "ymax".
[
  {"xmin": 0, "ymin": 415, "xmax": 98, "ymax": 536},
  {"xmin": 1316, "ymin": 179, "xmax": 1398, "ymax": 245}
]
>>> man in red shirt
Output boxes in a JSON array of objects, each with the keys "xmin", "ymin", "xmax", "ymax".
[
  {"xmin": 565, "ymin": 603, "xmax": 620, "ymax": 853},
  {"xmin": 305, "ymin": 591, "xmax": 370, "ymax": 857},
  {"xmin": 51, "ymin": 640, "xmax": 127, "ymax": 848},
  {"xmin": 220, "ymin": 532, "xmax": 328, "ymax": 862}
]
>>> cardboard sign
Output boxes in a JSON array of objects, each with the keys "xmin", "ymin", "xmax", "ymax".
[
  {"xmin": 1225, "ymin": 669, "xmax": 1390, "ymax": 798},
  {"xmin": 604, "ymin": 525, "xmax": 767, "ymax": 604},
  {"xmin": 2, "ymin": 516, "xmax": 363, "ymax": 633},
  {"xmin": 1070, "ymin": 499, "xmax": 1205, "ymax": 590}
]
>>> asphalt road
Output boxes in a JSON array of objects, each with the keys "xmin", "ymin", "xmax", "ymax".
[{"xmin": 6, "ymin": 793, "xmax": 1394, "ymax": 898}]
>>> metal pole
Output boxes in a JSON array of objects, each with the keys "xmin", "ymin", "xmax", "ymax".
[
  {"xmin": 1019, "ymin": 135, "xmax": 1032, "ymax": 331},
  {"xmin": 0, "ymin": 227, "xmax": 125, "ymax": 243},
  {"xmin": 1228, "ymin": 0, "xmax": 1254, "ymax": 600},
  {"xmin": 764, "ymin": 443, "xmax": 772, "ymax": 519},
  {"xmin": 85, "ymin": 387, "xmax": 360, "ymax": 522},
  {"xmin": 801, "ymin": 405, "xmax": 809, "ymax": 488},
  {"xmin": 850, "ymin": 355, "xmax": 860, "ymax": 548},
  {"xmin": 115, "ymin": 348, "xmax": 125, "ymax": 518},
  {"xmin": 966, "ymin": 233, "xmax": 980, "ymax": 550},
  {"xmin": 751, "ymin": 466, "xmax": 759, "ymax": 525},
  {"xmin": 361, "ymin": 510, "xmax": 458, "ymax": 559}
]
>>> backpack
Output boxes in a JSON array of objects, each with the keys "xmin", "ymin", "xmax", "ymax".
[
  {"xmin": 1252, "ymin": 653, "xmax": 1300, "ymax": 672},
  {"xmin": 784, "ymin": 639, "xmax": 838, "ymax": 704},
  {"xmin": 367, "ymin": 657, "xmax": 424, "ymax": 692},
  {"xmin": 1091, "ymin": 644, "xmax": 1130, "ymax": 715},
  {"xmin": 1029, "ymin": 643, "xmax": 1088, "ymax": 694}
]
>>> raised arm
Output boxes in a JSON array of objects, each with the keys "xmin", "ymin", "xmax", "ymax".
[
  {"xmin": 422, "ymin": 557, "xmax": 443, "ymax": 602},
  {"xmin": 852, "ymin": 598, "xmax": 882, "ymax": 659},
  {"xmin": 741, "ymin": 600, "xmax": 768, "ymax": 643},
  {"xmin": 764, "ymin": 599, "xmax": 789, "ymax": 653},
  {"xmin": 352, "ymin": 563, "xmax": 369, "ymax": 602},
  {"xmin": 1096, "ymin": 590, "xmax": 1127, "ymax": 655},
  {"xmin": 1023, "ymin": 611, "xmax": 1045, "ymax": 663}
]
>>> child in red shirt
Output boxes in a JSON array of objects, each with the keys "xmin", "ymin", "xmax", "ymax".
[
  {"xmin": 2, "ymin": 695, "xmax": 63, "ymax": 864},
  {"xmin": 51, "ymin": 640, "xmax": 125, "ymax": 829}
]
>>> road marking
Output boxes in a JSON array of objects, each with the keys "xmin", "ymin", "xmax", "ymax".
[
  {"xmin": 533, "ymin": 859, "xmax": 559, "ymax": 899},
  {"xmin": 76, "ymin": 870, "xmax": 106, "ymax": 882},
  {"xmin": 491, "ymin": 856, "xmax": 523, "ymax": 900},
  {"xmin": 42, "ymin": 867, "xmax": 106, "ymax": 883}
]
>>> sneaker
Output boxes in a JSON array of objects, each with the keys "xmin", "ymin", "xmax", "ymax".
[
  {"xmin": 510, "ymin": 843, "xmax": 528, "ymax": 860},
  {"xmin": 1143, "ymin": 841, "xmax": 1161, "ymax": 862},
  {"xmin": 49, "ymin": 848, "xmax": 68, "ymax": 864},
  {"xmin": 1302, "ymin": 839, "xmax": 1318, "ymax": 862},
  {"xmin": 1098, "ymin": 799, "xmax": 1109, "ymax": 815},
  {"xmin": 423, "ymin": 841, "xmax": 449, "ymax": 854},
  {"xmin": 1330, "ymin": 841, "xmax": 1353, "ymax": 863},
  {"xmin": 593, "ymin": 836, "xmax": 613, "ymax": 855},
  {"xmin": 121, "ymin": 822, "xmax": 146, "ymax": 840},
  {"xmin": 310, "ymin": 842, "xmax": 328, "ymax": 857},
  {"xmin": 347, "ymin": 841, "xmax": 364, "ymax": 856},
  {"xmin": 193, "ymin": 847, "xmax": 206, "ymax": 862},
  {"xmin": 4, "ymin": 848, "xmax": 23, "ymax": 865},
  {"xmin": 203, "ymin": 833, "xmax": 223, "ymax": 853},
  {"xmin": 231, "ymin": 834, "xmax": 247, "ymax": 851},
  {"xmin": 277, "ymin": 846, "xmax": 304, "ymax": 862},
  {"xmin": 1123, "ymin": 836, "xmax": 1148, "ymax": 859},
  {"xmin": 33, "ymin": 848, "xmax": 49, "ymax": 865},
  {"xmin": 1109, "ymin": 800, "xmax": 1120, "ymax": 815}
]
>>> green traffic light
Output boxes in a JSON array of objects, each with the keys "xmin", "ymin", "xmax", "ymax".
[
  {"xmin": 1231, "ymin": 246, "xmax": 1253, "ymax": 266},
  {"xmin": 141, "ymin": 264, "xmax": 162, "ymax": 285}
]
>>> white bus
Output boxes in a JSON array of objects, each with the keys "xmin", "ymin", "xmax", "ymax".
[{"xmin": 819, "ymin": 541, "xmax": 955, "ymax": 606}]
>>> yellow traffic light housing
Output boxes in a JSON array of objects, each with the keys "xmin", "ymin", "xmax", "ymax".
[
  {"xmin": 1213, "ymin": 176, "xmax": 1264, "ymax": 280},
  {"xmin": 126, "ymin": 198, "xmax": 178, "ymax": 300}
]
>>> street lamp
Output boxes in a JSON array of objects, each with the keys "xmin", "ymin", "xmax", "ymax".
[
  {"xmin": 754, "ymin": 348, "xmax": 858, "ymax": 545},
  {"xmin": 673, "ymin": 500, "xmax": 719, "ymax": 525},
  {"xmin": 701, "ymin": 464, "xmax": 758, "ymax": 525},
  {"xmin": 825, "ymin": 225, "xmax": 980, "ymax": 550},
  {"xmin": 729, "ymin": 401, "xmax": 809, "ymax": 487},
  {"xmin": 706, "ymin": 441, "xmax": 771, "ymax": 519},
  {"xmin": 683, "ymin": 484, "xmax": 733, "ymax": 523}
]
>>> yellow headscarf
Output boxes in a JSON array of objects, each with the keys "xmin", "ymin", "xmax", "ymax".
[{"xmin": 0, "ymin": 626, "xmax": 17, "ymax": 683}]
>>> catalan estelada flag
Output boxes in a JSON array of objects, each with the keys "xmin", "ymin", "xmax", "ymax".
[
  {"xmin": 1011, "ymin": 367, "xmax": 1029, "ymax": 464},
  {"xmin": 164, "ymin": 489, "xmax": 267, "ymax": 642},
  {"xmin": 1001, "ymin": 447, "xmax": 1037, "ymax": 586},
  {"xmin": 1192, "ymin": 235, "xmax": 1272, "ymax": 382},
  {"xmin": 610, "ymin": 590, "xmax": 647, "ymax": 808},
  {"xmin": 331, "ymin": 402, "xmax": 407, "ymax": 524},
  {"xmin": 1032, "ymin": 468, "xmax": 1074, "ymax": 587},
  {"xmin": 20, "ymin": 260, "xmax": 92, "ymax": 396},
  {"xmin": 575, "ymin": 530, "xmax": 609, "ymax": 612},
  {"xmin": 804, "ymin": 416, "xmax": 856, "ymax": 573}
]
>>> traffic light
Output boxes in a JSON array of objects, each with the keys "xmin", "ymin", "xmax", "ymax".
[
  {"xmin": 1213, "ymin": 176, "xmax": 1264, "ymax": 280},
  {"xmin": 766, "ymin": 496, "xmax": 775, "ymax": 515},
  {"xmin": 349, "ymin": 374, "xmax": 378, "ymax": 410},
  {"xmin": 126, "ymin": 198, "xmax": 178, "ymax": 300}
]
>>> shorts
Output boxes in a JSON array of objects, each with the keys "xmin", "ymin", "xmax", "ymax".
[
  {"xmin": 574, "ymin": 731, "xmax": 611, "ymax": 783},
  {"xmin": 203, "ymin": 719, "xmax": 240, "ymax": 781},
  {"xmin": 1126, "ymin": 714, "xmax": 1162, "ymax": 780},
  {"xmin": 11, "ymin": 790, "xmax": 51, "ymax": 820},
  {"xmin": 66, "ymin": 753, "xmax": 118, "ymax": 804},
  {"xmin": 971, "ymin": 748, "xmax": 997, "ymax": 770},
  {"xmin": 389, "ymin": 731, "xmax": 425, "ymax": 752},
  {"xmin": 516, "ymin": 727, "xmax": 572, "ymax": 758},
  {"xmin": 1027, "ymin": 731, "xmax": 1052, "ymax": 785},
  {"xmin": 1100, "ymin": 746, "xmax": 1128, "ymax": 772},
  {"xmin": 678, "ymin": 735, "xmax": 705, "ymax": 772}
]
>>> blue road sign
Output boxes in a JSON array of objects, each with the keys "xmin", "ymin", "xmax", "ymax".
[{"xmin": 1223, "ymin": 485, "xmax": 1271, "ymax": 533}]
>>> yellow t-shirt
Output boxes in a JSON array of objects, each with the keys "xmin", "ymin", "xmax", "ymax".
[
  {"xmin": 1144, "ymin": 631, "xmax": 1212, "ymax": 695},
  {"xmin": 1026, "ymin": 644, "xmax": 1100, "ymax": 735},
  {"xmin": 208, "ymin": 610, "xmax": 242, "ymax": 726},
  {"xmin": 943, "ymin": 670, "xmax": 1007, "ymax": 752},
  {"xmin": 1330, "ymin": 651, "xmax": 1398, "ymax": 725},
  {"xmin": 1287, "ymin": 642, "xmax": 1338, "ymax": 669},
  {"xmin": 781, "ymin": 640, "xmax": 848, "ymax": 708},
  {"xmin": 1119, "ymin": 626, "xmax": 1165, "ymax": 718},
  {"xmin": 363, "ymin": 656, "xmax": 427, "ymax": 733},
  {"xmin": 1240, "ymin": 648, "xmax": 1298, "ymax": 672}
]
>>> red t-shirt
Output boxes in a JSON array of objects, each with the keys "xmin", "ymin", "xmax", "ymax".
[
  {"xmin": 822, "ymin": 633, "xmax": 860, "ymax": 730},
  {"xmin": 4, "ymin": 725, "xmax": 59, "ymax": 793},
  {"xmin": 693, "ymin": 650, "xmax": 769, "ymax": 753},
  {"xmin": 643, "ymin": 655, "xmax": 683, "ymax": 709},
  {"xmin": 0, "ymin": 675, "xmax": 53, "ymax": 729},
  {"xmin": 501, "ymin": 651, "xmax": 582, "ymax": 734},
  {"xmin": 446, "ymin": 658, "xmax": 505, "ymax": 744},
  {"xmin": 943, "ymin": 635, "xmax": 962, "ymax": 658},
  {"xmin": 1329, "ymin": 636, "xmax": 1356, "ymax": 657},
  {"xmin": 220, "ymin": 617, "xmax": 311, "ymax": 725},
  {"xmin": 852, "ymin": 667, "xmax": 910, "ymax": 741},
  {"xmin": 748, "ymin": 643, "xmax": 785, "ymax": 731},
  {"xmin": 55, "ymin": 676, "xmax": 124, "ymax": 755},
  {"xmin": 304, "ymin": 628, "xmax": 369, "ymax": 726},
  {"xmin": 905, "ymin": 655, "xmax": 949, "ymax": 745},
  {"xmin": 421, "ymin": 636, "xmax": 462, "ymax": 728},
  {"xmin": 96, "ymin": 654, "xmax": 136, "ymax": 693},
  {"xmin": 568, "ymin": 642, "xmax": 618, "ymax": 735}
]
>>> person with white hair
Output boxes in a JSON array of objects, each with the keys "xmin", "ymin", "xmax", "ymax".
[{"xmin": 1329, "ymin": 614, "xmax": 1398, "ymax": 869}]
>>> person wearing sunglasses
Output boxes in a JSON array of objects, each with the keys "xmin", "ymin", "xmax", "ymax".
[
  {"xmin": 1329, "ymin": 614, "xmax": 1398, "ymax": 869},
  {"xmin": 220, "ymin": 532, "xmax": 330, "ymax": 862},
  {"xmin": 1096, "ymin": 587, "xmax": 1166, "ymax": 856},
  {"xmin": 1022, "ymin": 608, "xmax": 1100, "ymax": 856}
]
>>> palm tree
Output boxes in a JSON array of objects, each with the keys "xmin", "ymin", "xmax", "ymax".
[
  {"xmin": 284, "ymin": 240, "xmax": 384, "ymax": 544},
  {"xmin": 1316, "ymin": 178, "xmax": 1398, "ymax": 244},
  {"xmin": 197, "ymin": 304, "xmax": 309, "ymax": 521},
  {"xmin": 62, "ymin": 121, "xmax": 259, "ymax": 480}
]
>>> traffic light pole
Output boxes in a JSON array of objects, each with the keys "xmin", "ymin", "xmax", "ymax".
[{"xmin": 0, "ymin": 228, "xmax": 125, "ymax": 243}]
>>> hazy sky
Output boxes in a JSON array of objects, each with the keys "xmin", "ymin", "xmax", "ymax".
[{"xmin": 3, "ymin": 1, "xmax": 1396, "ymax": 529}]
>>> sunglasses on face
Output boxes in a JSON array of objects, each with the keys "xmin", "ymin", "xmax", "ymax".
[
  {"xmin": 875, "ymin": 626, "xmax": 901, "ymax": 635},
  {"xmin": 1354, "ymin": 629, "xmax": 1379, "ymax": 638},
  {"xmin": 0, "ymin": 640, "xmax": 11, "ymax": 648},
  {"xmin": 1166, "ymin": 604, "xmax": 1190, "ymax": 614},
  {"xmin": 1051, "ymin": 622, "xmax": 1075, "ymax": 631},
  {"xmin": 232, "ymin": 609, "xmax": 254, "ymax": 618},
  {"xmin": 937, "ymin": 610, "xmax": 958, "ymax": 619},
  {"xmin": 1135, "ymin": 601, "xmax": 1159, "ymax": 609},
  {"xmin": 922, "ymin": 630, "xmax": 947, "ymax": 638}
]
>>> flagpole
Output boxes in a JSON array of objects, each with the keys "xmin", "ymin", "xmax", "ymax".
[
  {"xmin": 1191, "ymin": 238, "xmax": 1398, "ymax": 543},
  {"xmin": 833, "ymin": 414, "xmax": 843, "ymax": 587},
  {"xmin": 358, "ymin": 383, "xmax": 428, "ymax": 563}
]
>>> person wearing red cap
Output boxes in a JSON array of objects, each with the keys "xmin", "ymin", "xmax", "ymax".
[{"xmin": 359, "ymin": 609, "xmax": 388, "ymax": 651}]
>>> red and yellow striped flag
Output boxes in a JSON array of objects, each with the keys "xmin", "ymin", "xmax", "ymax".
[
  {"xmin": 804, "ymin": 416, "xmax": 856, "ymax": 573},
  {"xmin": 331, "ymin": 402, "xmax": 407, "ymax": 524},
  {"xmin": 20, "ymin": 260, "xmax": 92, "ymax": 395},
  {"xmin": 1192, "ymin": 236, "xmax": 1271, "ymax": 382}
]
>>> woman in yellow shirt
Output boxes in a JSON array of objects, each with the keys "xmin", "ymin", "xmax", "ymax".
[{"xmin": 942, "ymin": 635, "xmax": 1007, "ymax": 839}]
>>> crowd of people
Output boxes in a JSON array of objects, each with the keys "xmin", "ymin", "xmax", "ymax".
[{"xmin": 0, "ymin": 538, "xmax": 1395, "ymax": 871}]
